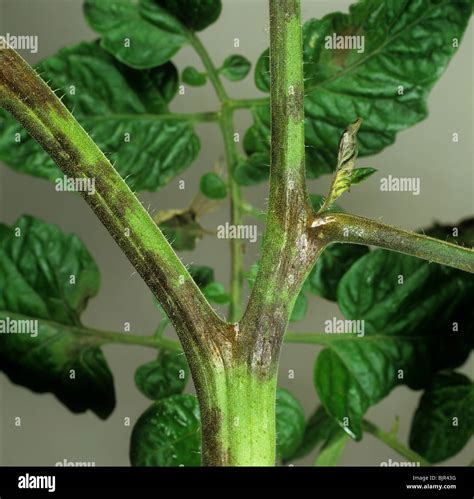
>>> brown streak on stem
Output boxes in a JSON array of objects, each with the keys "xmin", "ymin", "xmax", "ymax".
[
  {"xmin": 314, "ymin": 212, "xmax": 474, "ymax": 273},
  {"xmin": 239, "ymin": 0, "xmax": 319, "ymax": 379},
  {"xmin": 0, "ymin": 48, "xmax": 239, "ymax": 436}
]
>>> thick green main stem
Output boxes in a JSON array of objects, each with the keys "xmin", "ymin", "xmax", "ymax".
[
  {"xmin": 223, "ymin": 0, "xmax": 319, "ymax": 465},
  {"xmin": 198, "ymin": 363, "xmax": 277, "ymax": 466},
  {"xmin": 240, "ymin": 0, "xmax": 318, "ymax": 375},
  {"xmin": 189, "ymin": 0, "xmax": 317, "ymax": 465}
]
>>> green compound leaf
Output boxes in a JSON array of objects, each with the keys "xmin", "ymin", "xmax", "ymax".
[
  {"xmin": 130, "ymin": 394, "xmax": 201, "ymax": 466},
  {"xmin": 0, "ymin": 216, "xmax": 99, "ymax": 324},
  {"xmin": 84, "ymin": 0, "xmax": 187, "ymax": 69},
  {"xmin": 219, "ymin": 54, "xmax": 251, "ymax": 81},
  {"xmin": 284, "ymin": 405, "xmax": 341, "ymax": 462},
  {"xmin": 276, "ymin": 388, "xmax": 305, "ymax": 461},
  {"xmin": 0, "ymin": 41, "xmax": 200, "ymax": 192},
  {"xmin": 241, "ymin": 107, "xmax": 271, "ymax": 185},
  {"xmin": 188, "ymin": 265, "xmax": 230, "ymax": 303},
  {"xmin": 182, "ymin": 66, "xmax": 207, "ymax": 86},
  {"xmin": 423, "ymin": 217, "xmax": 474, "ymax": 247},
  {"xmin": 199, "ymin": 172, "xmax": 228, "ymax": 199},
  {"xmin": 249, "ymin": 0, "xmax": 472, "ymax": 182},
  {"xmin": 0, "ymin": 315, "xmax": 114, "ymax": 419},
  {"xmin": 409, "ymin": 371, "xmax": 474, "ymax": 463},
  {"xmin": 305, "ymin": 243, "xmax": 369, "ymax": 301},
  {"xmin": 254, "ymin": 47, "xmax": 270, "ymax": 93},
  {"xmin": 154, "ymin": 0, "xmax": 222, "ymax": 31},
  {"xmin": 337, "ymin": 251, "xmax": 473, "ymax": 338},
  {"xmin": 234, "ymin": 153, "xmax": 269, "ymax": 186},
  {"xmin": 135, "ymin": 350, "xmax": 189, "ymax": 400},
  {"xmin": 0, "ymin": 216, "xmax": 115, "ymax": 418},
  {"xmin": 314, "ymin": 248, "xmax": 474, "ymax": 440}
]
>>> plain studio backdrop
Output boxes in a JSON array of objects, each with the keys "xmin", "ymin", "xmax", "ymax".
[{"xmin": 0, "ymin": 0, "xmax": 472, "ymax": 466}]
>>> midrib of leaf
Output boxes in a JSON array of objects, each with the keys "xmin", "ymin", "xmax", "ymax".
[
  {"xmin": 344, "ymin": 254, "xmax": 451, "ymax": 319},
  {"xmin": 305, "ymin": 2, "xmax": 443, "ymax": 95},
  {"xmin": 319, "ymin": 85, "xmax": 406, "ymax": 104},
  {"xmin": 49, "ymin": 266, "xmax": 82, "ymax": 327},
  {"xmin": 0, "ymin": 311, "xmax": 99, "ymax": 348},
  {"xmin": 289, "ymin": 332, "xmax": 444, "ymax": 345},
  {"xmin": 325, "ymin": 348, "xmax": 374, "ymax": 403}
]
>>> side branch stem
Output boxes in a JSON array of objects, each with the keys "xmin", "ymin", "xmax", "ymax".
[
  {"xmin": 188, "ymin": 31, "xmax": 228, "ymax": 102},
  {"xmin": 362, "ymin": 420, "xmax": 431, "ymax": 466},
  {"xmin": 83, "ymin": 327, "xmax": 182, "ymax": 351},
  {"xmin": 320, "ymin": 212, "xmax": 474, "ymax": 273},
  {"xmin": 189, "ymin": 31, "xmax": 244, "ymax": 322},
  {"xmin": 220, "ymin": 106, "xmax": 244, "ymax": 322},
  {"xmin": 0, "ymin": 46, "xmax": 230, "ymax": 379}
]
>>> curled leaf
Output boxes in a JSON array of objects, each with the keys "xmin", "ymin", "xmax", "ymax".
[{"xmin": 320, "ymin": 118, "xmax": 362, "ymax": 211}]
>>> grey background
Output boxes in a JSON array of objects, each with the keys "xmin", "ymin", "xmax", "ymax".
[{"xmin": 0, "ymin": 0, "xmax": 472, "ymax": 466}]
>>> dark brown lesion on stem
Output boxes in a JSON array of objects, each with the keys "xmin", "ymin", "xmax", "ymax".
[
  {"xmin": 1, "ymin": 45, "xmax": 248, "ymax": 468},
  {"xmin": 199, "ymin": 406, "xmax": 228, "ymax": 466},
  {"xmin": 238, "ymin": 0, "xmax": 321, "ymax": 378},
  {"xmin": 0, "ymin": 48, "xmax": 68, "ymax": 119},
  {"xmin": 0, "ymin": 45, "xmax": 237, "ymax": 380},
  {"xmin": 239, "ymin": 227, "xmax": 326, "ymax": 380}
]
